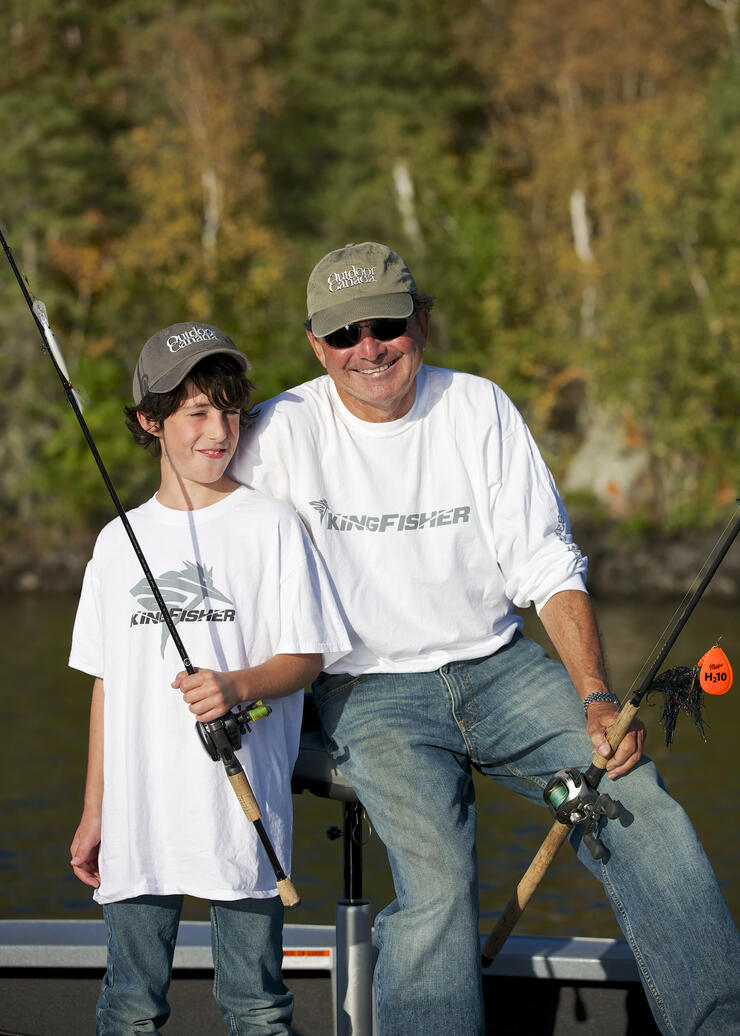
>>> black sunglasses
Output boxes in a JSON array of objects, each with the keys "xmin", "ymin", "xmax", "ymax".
[{"xmin": 323, "ymin": 317, "xmax": 409, "ymax": 350}]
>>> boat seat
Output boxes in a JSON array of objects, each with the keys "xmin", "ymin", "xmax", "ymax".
[{"xmin": 291, "ymin": 693, "xmax": 358, "ymax": 803}]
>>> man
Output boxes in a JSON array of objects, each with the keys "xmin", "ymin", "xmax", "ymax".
[{"xmin": 231, "ymin": 242, "xmax": 740, "ymax": 1035}]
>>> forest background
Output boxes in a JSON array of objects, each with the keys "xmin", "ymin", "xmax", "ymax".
[{"xmin": 1, "ymin": 0, "xmax": 738, "ymax": 595}]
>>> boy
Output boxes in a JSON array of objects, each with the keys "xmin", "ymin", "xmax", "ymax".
[{"xmin": 69, "ymin": 322, "xmax": 349, "ymax": 1034}]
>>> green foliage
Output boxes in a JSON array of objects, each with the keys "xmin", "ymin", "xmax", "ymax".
[
  {"xmin": 27, "ymin": 350, "xmax": 157, "ymax": 527},
  {"xmin": 0, "ymin": 0, "xmax": 738, "ymax": 567}
]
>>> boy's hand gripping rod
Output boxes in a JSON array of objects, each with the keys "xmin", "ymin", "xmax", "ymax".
[
  {"xmin": 481, "ymin": 510, "xmax": 740, "ymax": 966},
  {"xmin": 1, "ymin": 227, "xmax": 299, "ymax": 908}
]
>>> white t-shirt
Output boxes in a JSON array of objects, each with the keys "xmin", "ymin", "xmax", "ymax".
[
  {"xmin": 69, "ymin": 486, "xmax": 350, "ymax": 904},
  {"xmin": 230, "ymin": 365, "xmax": 588, "ymax": 675}
]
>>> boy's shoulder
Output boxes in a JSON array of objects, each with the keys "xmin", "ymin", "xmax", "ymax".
[
  {"xmin": 92, "ymin": 487, "xmax": 300, "ymax": 541},
  {"xmin": 85, "ymin": 489, "xmax": 311, "ymax": 598},
  {"xmin": 226, "ymin": 484, "xmax": 301, "ymax": 520},
  {"xmin": 90, "ymin": 495, "xmax": 158, "ymax": 552}
]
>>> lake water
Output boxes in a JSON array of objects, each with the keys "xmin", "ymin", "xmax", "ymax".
[{"xmin": 0, "ymin": 592, "xmax": 737, "ymax": 939}]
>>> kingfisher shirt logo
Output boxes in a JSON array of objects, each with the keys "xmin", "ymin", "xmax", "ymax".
[
  {"xmin": 129, "ymin": 560, "xmax": 235, "ymax": 656},
  {"xmin": 555, "ymin": 513, "xmax": 585, "ymax": 562},
  {"xmin": 310, "ymin": 498, "xmax": 471, "ymax": 532}
]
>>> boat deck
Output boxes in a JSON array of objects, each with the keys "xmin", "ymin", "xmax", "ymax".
[{"xmin": 0, "ymin": 920, "xmax": 659, "ymax": 1034}]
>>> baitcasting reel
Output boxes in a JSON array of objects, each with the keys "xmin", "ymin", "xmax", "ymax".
[
  {"xmin": 196, "ymin": 701, "xmax": 272, "ymax": 763},
  {"xmin": 544, "ymin": 767, "xmax": 622, "ymax": 860}
]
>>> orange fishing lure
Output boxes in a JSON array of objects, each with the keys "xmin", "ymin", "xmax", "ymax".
[{"xmin": 697, "ymin": 645, "xmax": 733, "ymax": 695}]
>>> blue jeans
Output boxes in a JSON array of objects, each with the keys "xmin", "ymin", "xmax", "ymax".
[
  {"xmin": 97, "ymin": 894, "xmax": 291, "ymax": 1034},
  {"xmin": 313, "ymin": 634, "xmax": 740, "ymax": 1036}
]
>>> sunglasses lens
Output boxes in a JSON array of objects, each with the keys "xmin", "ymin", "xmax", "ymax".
[
  {"xmin": 373, "ymin": 318, "xmax": 408, "ymax": 341},
  {"xmin": 324, "ymin": 317, "xmax": 409, "ymax": 349},
  {"xmin": 324, "ymin": 325, "xmax": 361, "ymax": 349}
]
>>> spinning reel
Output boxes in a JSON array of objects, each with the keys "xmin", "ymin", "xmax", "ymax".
[
  {"xmin": 197, "ymin": 701, "xmax": 272, "ymax": 766},
  {"xmin": 544, "ymin": 767, "xmax": 622, "ymax": 860}
]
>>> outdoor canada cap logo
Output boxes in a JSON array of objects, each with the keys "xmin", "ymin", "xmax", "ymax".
[
  {"xmin": 307, "ymin": 242, "xmax": 417, "ymax": 338},
  {"xmin": 132, "ymin": 322, "xmax": 250, "ymax": 404}
]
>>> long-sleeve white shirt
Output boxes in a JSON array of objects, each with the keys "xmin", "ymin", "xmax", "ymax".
[{"xmin": 230, "ymin": 365, "xmax": 587, "ymax": 675}]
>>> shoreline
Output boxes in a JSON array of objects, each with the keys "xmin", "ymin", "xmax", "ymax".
[
  {"xmin": 575, "ymin": 521, "xmax": 740, "ymax": 600},
  {"xmin": 3, "ymin": 521, "xmax": 739, "ymax": 599}
]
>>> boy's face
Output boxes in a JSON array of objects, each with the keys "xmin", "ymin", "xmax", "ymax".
[{"xmin": 139, "ymin": 379, "xmax": 240, "ymax": 494}]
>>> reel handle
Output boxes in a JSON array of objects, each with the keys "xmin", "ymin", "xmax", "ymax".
[
  {"xmin": 598, "ymin": 793, "xmax": 622, "ymax": 820},
  {"xmin": 583, "ymin": 831, "xmax": 606, "ymax": 860}
]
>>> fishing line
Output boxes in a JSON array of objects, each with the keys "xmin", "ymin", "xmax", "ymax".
[{"xmin": 624, "ymin": 502, "xmax": 740, "ymax": 699}]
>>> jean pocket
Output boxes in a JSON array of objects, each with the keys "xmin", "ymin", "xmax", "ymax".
[{"xmin": 312, "ymin": 670, "xmax": 366, "ymax": 707}]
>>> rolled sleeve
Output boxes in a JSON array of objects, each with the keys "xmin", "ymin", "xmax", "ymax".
[{"xmin": 491, "ymin": 417, "xmax": 588, "ymax": 613}]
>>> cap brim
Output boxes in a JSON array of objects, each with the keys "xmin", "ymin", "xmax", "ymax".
[
  {"xmin": 311, "ymin": 292, "xmax": 413, "ymax": 338},
  {"xmin": 134, "ymin": 345, "xmax": 250, "ymax": 404}
]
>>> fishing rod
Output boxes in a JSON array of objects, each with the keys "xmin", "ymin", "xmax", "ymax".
[
  {"xmin": 481, "ymin": 508, "xmax": 740, "ymax": 966},
  {"xmin": 0, "ymin": 226, "xmax": 299, "ymax": 909}
]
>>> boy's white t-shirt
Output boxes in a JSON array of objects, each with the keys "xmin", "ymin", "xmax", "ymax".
[
  {"xmin": 230, "ymin": 365, "xmax": 588, "ymax": 675},
  {"xmin": 69, "ymin": 485, "xmax": 350, "ymax": 904}
]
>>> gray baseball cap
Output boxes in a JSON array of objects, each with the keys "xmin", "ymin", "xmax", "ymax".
[
  {"xmin": 132, "ymin": 322, "xmax": 251, "ymax": 405},
  {"xmin": 307, "ymin": 242, "xmax": 417, "ymax": 338}
]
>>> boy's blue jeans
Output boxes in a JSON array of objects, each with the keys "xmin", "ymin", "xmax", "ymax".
[
  {"xmin": 97, "ymin": 894, "xmax": 291, "ymax": 1034},
  {"xmin": 313, "ymin": 633, "xmax": 740, "ymax": 1036}
]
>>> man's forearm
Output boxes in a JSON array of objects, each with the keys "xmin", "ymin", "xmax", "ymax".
[
  {"xmin": 538, "ymin": 589, "xmax": 609, "ymax": 702},
  {"xmin": 539, "ymin": 589, "xmax": 646, "ymax": 775}
]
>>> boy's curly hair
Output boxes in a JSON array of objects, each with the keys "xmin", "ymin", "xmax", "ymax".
[{"xmin": 125, "ymin": 354, "xmax": 256, "ymax": 457}]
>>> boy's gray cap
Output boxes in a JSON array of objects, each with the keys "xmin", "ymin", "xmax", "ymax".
[
  {"xmin": 132, "ymin": 322, "xmax": 250, "ymax": 405},
  {"xmin": 307, "ymin": 242, "xmax": 416, "ymax": 338}
]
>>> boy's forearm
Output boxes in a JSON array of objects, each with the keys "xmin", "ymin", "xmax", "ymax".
[
  {"xmin": 82, "ymin": 677, "xmax": 105, "ymax": 818},
  {"xmin": 70, "ymin": 678, "xmax": 104, "ymax": 888},
  {"xmin": 236, "ymin": 653, "xmax": 322, "ymax": 702},
  {"xmin": 173, "ymin": 654, "xmax": 322, "ymax": 722}
]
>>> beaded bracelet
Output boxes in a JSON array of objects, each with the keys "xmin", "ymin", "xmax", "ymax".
[{"xmin": 582, "ymin": 691, "xmax": 621, "ymax": 716}]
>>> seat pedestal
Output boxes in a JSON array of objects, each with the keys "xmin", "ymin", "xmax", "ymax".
[{"xmin": 292, "ymin": 722, "xmax": 374, "ymax": 1036}]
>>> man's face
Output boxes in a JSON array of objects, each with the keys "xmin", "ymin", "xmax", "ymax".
[{"xmin": 307, "ymin": 310, "xmax": 428, "ymax": 423}]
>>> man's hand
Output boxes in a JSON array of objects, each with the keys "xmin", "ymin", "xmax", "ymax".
[
  {"xmin": 587, "ymin": 702, "xmax": 646, "ymax": 778},
  {"xmin": 172, "ymin": 668, "xmax": 240, "ymax": 723}
]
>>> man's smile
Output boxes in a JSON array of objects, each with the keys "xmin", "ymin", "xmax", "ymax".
[{"xmin": 353, "ymin": 358, "xmax": 400, "ymax": 376}]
